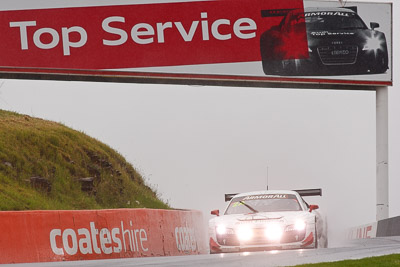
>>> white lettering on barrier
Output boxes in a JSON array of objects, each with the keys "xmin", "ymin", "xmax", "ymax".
[
  {"xmin": 175, "ymin": 225, "xmax": 197, "ymax": 252},
  {"xmin": 348, "ymin": 222, "xmax": 377, "ymax": 239},
  {"xmin": 49, "ymin": 221, "xmax": 148, "ymax": 256}
]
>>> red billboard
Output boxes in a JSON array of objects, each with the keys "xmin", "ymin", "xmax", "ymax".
[{"xmin": 0, "ymin": 0, "xmax": 393, "ymax": 87}]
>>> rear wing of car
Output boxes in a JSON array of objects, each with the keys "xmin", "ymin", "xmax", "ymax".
[
  {"xmin": 293, "ymin": 188, "xmax": 322, "ymax": 197},
  {"xmin": 341, "ymin": 6, "xmax": 358, "ymax": 13},
  {"xmin": 224, "ymin": 188, "xmax": 322, "ymax": 202},
  {"xmin": 261, "ymin": 6, "xmax": 358, "ymax": 18},
  {"xmin": 225, "ymin": 193, "xmax": 238, "ymax": 202},
  {"xmin": 261, "ymin": 9, "xmax": 295, "ymax": 18}
]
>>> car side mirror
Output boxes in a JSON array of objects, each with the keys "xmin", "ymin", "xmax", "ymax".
[
  {"xmin": 370, "ymin": 22, "xmax": 380, "ymax": 30},
  {"xmin": 309, "ymin": 204, "xmax": 319, "ymax": 212},
  {"xmin": 211, "ymin": 209, "xmax": 220, "ymax": 216}
]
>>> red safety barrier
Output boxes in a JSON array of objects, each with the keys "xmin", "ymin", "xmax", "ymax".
[
  {"xmin": 348, "ymin": 222, "xmax": 377, "ymax": 240},
  {"xmin": 0, "ymin": 209, "xmax": 207, "ymax": 264}
]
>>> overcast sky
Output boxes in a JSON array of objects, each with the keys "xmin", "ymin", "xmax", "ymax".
[{"xmin": 0, "ymin": 0, "xmax": 398, "ymax": 246}]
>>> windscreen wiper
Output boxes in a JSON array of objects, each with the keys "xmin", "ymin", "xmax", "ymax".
[{"xmin": 240, "ymin": 201, "xmax": 258, "ymax": 213}]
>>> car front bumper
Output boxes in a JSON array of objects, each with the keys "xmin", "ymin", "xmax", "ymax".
[
  {"xmin": 281, "ymin": 47, "xmax": 388, "ymax": 76},
  {"xmin": 210, "ymin": 230, "xmax": 315, "ymax": 254}
]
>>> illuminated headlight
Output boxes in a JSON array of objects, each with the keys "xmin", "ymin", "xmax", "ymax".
[
  {"xmin": 264, "ymin": 223, "xmax": 284, "ymax": 241},
  {"xmin": 363, "ymin": 34, "xmax": 384, "ymax": 51},
  {"xmin": 294, "ymin": 220, "xmax": 306, "ymax": 231},
  {"xmin": 236, "ymin": 225, "xmax": 253, "ymax": 241},
  {"xmin": 216, "ymin": 224, "xmax": 227, "ymax": 235}
]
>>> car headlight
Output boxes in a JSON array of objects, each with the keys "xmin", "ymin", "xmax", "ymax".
[
  {"xmin": 294, "ymin": 220, "xmax": 306, "ymax": 231},
  {"xmin": 216, "ymin": 224, "xmax": 235, "ymax": 235},
  {"xmin": 264, "ymin": 223, "xmax": 284, "ymax": 241},
  {"xmin": 236, "ymin": 225, "xmax": 253, "ymax": 241},
  {"xmin": 363, "ymin": 34, "xmax": 384, "ymax": 51},
  {"xmin": 216, "ymin": 224, "xmax": 227, "ymax": 235}
]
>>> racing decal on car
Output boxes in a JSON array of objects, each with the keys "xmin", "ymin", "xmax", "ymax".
[
  {"xmin": 243, "ymin": 194, "xmax": 289, "ymax": 200},
  {"xmin": 310, "ymin": 32, "xmax": 355, "ymax": 36},
  {"xmin": 305, "ymin": 11, "xmax": 352, "ymax": 17},
  {"xmin": 237, "ymin": 213, "xmax": 283, "ymax": 222}
]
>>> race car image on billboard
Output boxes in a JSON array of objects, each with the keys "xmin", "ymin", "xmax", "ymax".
[
  {"xmin": 260, "ymin": 7, "xmax": 389, "ymax": 76},
  {"xmin": 209, "ymin": 189, "xmax": 328, "ymax": 253}
]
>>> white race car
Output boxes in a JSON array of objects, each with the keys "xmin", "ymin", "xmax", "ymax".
[{"xmin": 209, "ymin": 189, "xmax": 327, "ymax": 253}]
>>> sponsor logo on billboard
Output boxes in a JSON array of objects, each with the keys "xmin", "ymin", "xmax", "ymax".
[
  {"xmin": 9, "ymin": 21, "xmax": 88, "ymax": 56},
  {"xmin": 0, "ymin": 0, "xmax": 392, "ymax": 86},
  {"xmin": 0, "ymin": 0, "xmax": 306, "ymax": 69},
  {"xmin": 9, "ymin": 14, "xmax": 257, "ymax": 57}
]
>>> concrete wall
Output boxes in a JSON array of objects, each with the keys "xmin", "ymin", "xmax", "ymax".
[{"xmin": 0, "ymin": 209, "xmax": 207, "ymax": 264}]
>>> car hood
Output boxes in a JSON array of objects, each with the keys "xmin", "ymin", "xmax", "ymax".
[{"xmin": 210, "ymin": 211, "xmax": 313, "ymax": 227}]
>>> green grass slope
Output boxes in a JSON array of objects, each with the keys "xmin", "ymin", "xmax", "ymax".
[
  {"xmin": 0, "ymin": 109, "xmax": 169, "ymax": 210},
  {"xmin": 295, "ymin": 254, "xmax": 400, "ymax": 266}
]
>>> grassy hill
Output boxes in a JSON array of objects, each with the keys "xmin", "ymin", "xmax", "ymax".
[{"xmin": 0, "ymin": 109, "xmax": 169, "ymax": 210}]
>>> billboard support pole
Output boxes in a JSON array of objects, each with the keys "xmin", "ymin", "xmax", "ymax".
[{"xmin": 376, "ymin": 86, "xmax": 389, "ymax": 221}]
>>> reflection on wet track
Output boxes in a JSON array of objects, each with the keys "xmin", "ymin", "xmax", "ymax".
[{"xmin": 4, "ymin": 237, "xmax": 400, "ymax": 267}]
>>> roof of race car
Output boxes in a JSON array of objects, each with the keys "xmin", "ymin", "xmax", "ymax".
[
  {"xmin": 230, "ymin": 190, "xmax": 300, "ymax": 199},
  {"xmin": 304, "ymin": 7, "xmax": 356, "ymax": 13}
]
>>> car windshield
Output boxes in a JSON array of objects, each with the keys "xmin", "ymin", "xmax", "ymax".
[
  {"xmin": 225, "ymin": 194, "xmax": 302, "ymax": 215},
  {"xmin": 305, "ymin": 11, "xmax": 367, "ymax": 31}
]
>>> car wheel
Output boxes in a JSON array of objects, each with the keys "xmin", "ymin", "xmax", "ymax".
[
  {"xmin": 262, "ymin": 60, "xmax": 282, "ymax": 75},
  {"xmin": 322, "ymin": 236, "xmax": 328, "ymax": 248},
  {"xmin": 372, "ymin": 54, "xmax": 388, "ymax": 74},
  {"xmin": 321, "ymin": 219, "xmax": 328, "ymax": 248},
  {"xmin": 370, "ymin": 44, "xmax": 388, "ymax": 74},
  {"xmin": 314, "ymin": 224, "xmax": 318, "ymax": 249},
  {"xmin": 260, "ymin": 31, "xmax": 284, "ymax": 76},
  {"xmin": 281, "ymin": 60, "xmax": 297, "ymax": 76}
]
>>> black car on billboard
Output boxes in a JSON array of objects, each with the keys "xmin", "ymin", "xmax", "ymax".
[{"xmin": 260, "ymin": 7, "xmax": 389, "ymax": 76}]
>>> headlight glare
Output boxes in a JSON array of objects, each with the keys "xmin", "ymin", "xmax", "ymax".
[
  {"xmin": 236, "ymin": 225, "xmax": 253, "ymax": 241},
  {"xmin": 216, "ymin": 224, "xmax": 227, "ymax": 235},
  {"xmin": 363, "ymin": 35, "xmax": 383, "ymax": 51},
  {"xmin": 265, "ymin": 223, "xmax": 284, "ymax": 241},
  {"xmin": 294, "ymin": 220, "xmax": 306, "ymax": 231}
]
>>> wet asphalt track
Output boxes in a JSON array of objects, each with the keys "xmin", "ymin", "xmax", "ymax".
[{"xmin": 4, "ymin": 237, "xmax": 400, "ymax": 267}]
